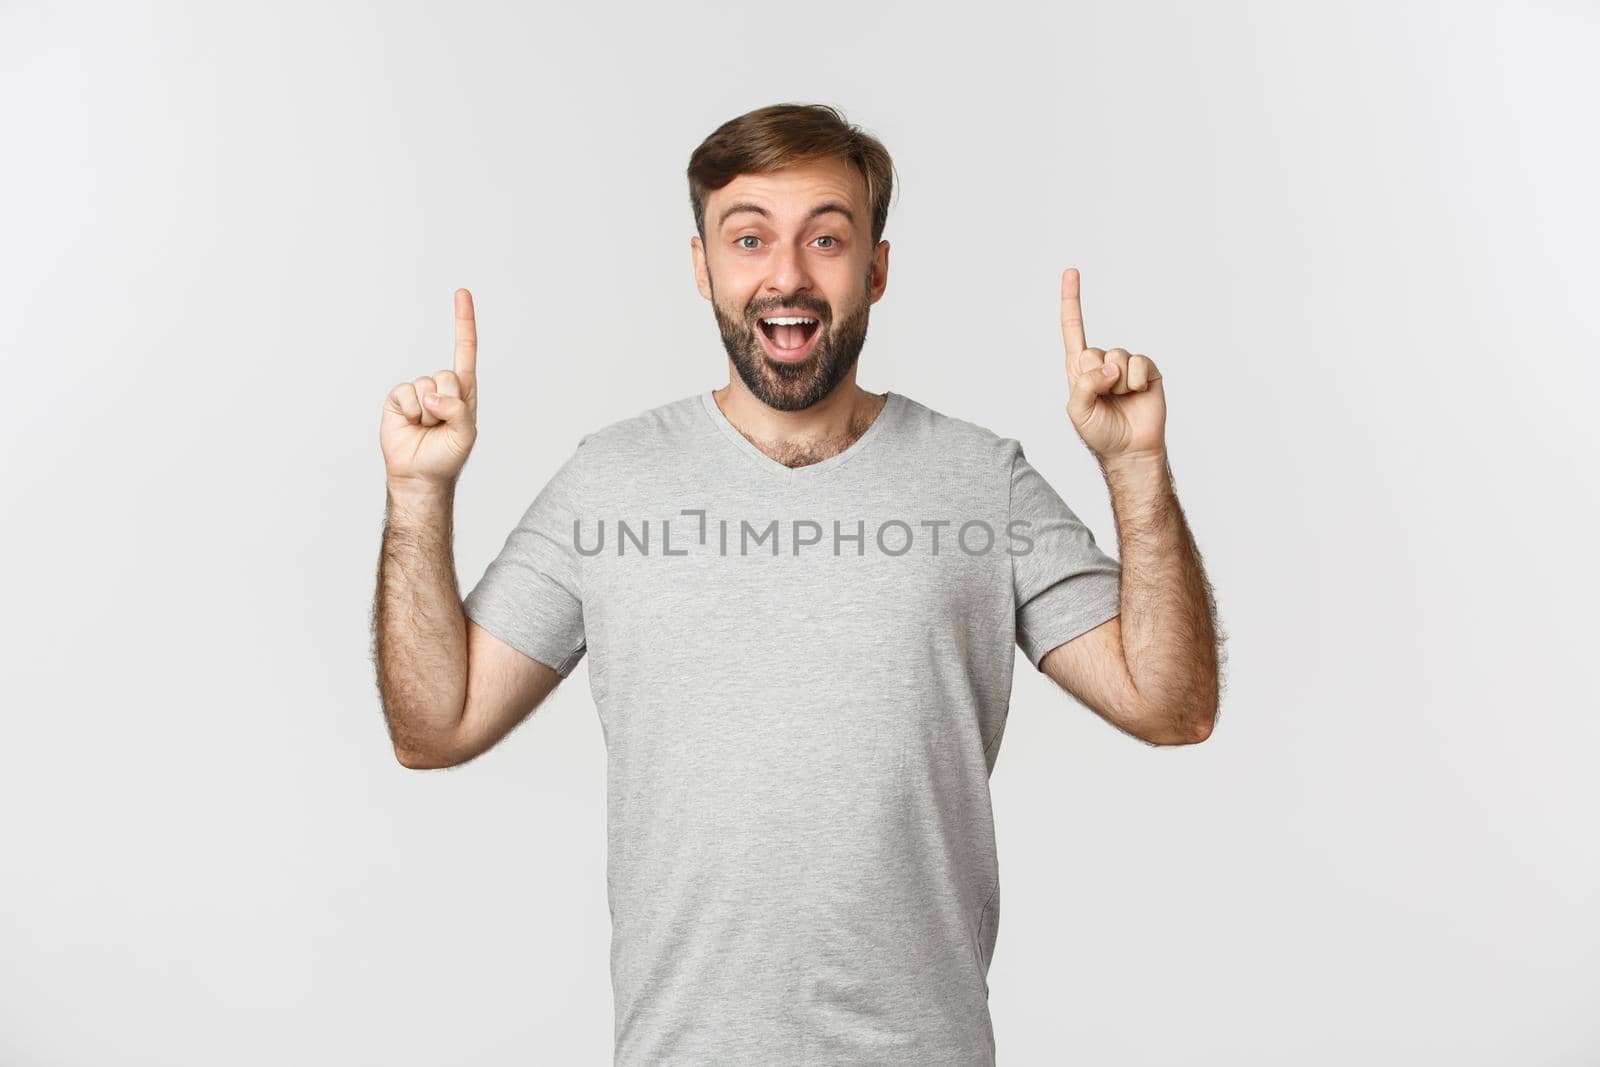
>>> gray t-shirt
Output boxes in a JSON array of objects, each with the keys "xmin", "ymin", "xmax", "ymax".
[{"xmin": 463, "ymin": 388, "xmax": 1121, "ymax": 1065}]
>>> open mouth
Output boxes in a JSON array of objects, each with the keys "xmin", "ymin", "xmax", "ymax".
[{"xmin": 757, "ymin": 316, "xmax": 822, "ymax": 362}]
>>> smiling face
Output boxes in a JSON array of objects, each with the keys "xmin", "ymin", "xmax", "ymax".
[{"xmin": 692, "ymin": 156, "xmax": 890, "ymax": 412}]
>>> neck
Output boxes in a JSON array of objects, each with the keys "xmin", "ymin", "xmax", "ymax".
[{"xmin": 712, "ymin": 375, "xmax": 887, "ymax": 469}]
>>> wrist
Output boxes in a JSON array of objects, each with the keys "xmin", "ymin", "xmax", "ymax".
[
  {"xmin": 1099, "ymin": 448, "xmax": 1169, "ymax": 481},
  {"xmin": 386, "ymin": 476, "xmax": 454, "ymax": 510}
]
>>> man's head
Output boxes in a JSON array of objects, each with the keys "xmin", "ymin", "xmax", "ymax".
[{"xmin": 688, "ymin": 103, "xmax": 897, "ymax": 412}]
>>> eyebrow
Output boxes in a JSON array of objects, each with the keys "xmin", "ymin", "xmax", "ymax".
[{"xmin": 717, "ymin": 200, "xmax": 856, "ymax": 231}]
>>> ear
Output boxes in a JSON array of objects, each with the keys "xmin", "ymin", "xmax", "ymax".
[
  {"xmin": 691, "ymin": 235, "xmax": 712, "ymax": 301},
  {"xmin": 868, "ymin": 239, "xmax": 890, "ymax": 305}
]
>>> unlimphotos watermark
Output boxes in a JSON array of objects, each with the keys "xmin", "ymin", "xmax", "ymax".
[{"xmin": 569, "ymin": 510, "xmax": 1040, "ymax": 558}]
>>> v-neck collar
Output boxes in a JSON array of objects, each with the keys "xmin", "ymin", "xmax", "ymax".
[{"xmin": 699, "ymin": 389, "xmax": 904, "ymax": 480}]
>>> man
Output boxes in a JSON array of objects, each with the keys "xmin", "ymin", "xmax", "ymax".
[{"xmin": 374, "ymin": 103, "xmax": 1221, "ymax": 1065}]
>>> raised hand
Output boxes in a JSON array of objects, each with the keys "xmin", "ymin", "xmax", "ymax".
[
  {"xmin": 1060, "ymin": 267, "xmax": 1167, "ymax": 461},
  {"xmin": 380, "ymin": 288, "xmax": 481, "ymax": 491}
]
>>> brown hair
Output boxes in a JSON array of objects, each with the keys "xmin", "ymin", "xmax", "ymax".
[{"xmin": 687, "ymin": 102, "xmax": 899, "ymax": 247}]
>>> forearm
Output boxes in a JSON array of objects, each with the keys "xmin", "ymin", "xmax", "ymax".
[
  {"xmin": 1100, "ymin": 450, "xmax": 1221, "ymax": 743},
  {"xmin": 373, "ymin": 480, "xmax": 470, "ymax": 759}
]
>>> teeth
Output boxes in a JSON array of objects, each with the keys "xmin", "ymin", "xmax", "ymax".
[{"xmin": 761, "ymin": 316, "xmax": 816, "ymax": 326}]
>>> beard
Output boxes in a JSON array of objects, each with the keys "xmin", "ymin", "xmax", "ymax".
[{"xmin": 709, "ymin": 268, "xmax": 873, "ymax": 413}]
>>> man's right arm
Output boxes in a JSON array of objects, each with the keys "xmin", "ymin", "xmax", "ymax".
[
  {"xmin": 371, "ymin": 287, "xmax": 565, "ymax": 769},
  {"xmin": 373, "ymin": 480, "xmax": 565, "ymax": 769}
]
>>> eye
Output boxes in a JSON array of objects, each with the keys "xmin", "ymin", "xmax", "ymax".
[
  {"xmin": 815, "ymin": 235, "xmax": 838, "ymax": 249},
  {"xmin": 736, "ymin": 235, "xmax": 760, "ymax": 250}
]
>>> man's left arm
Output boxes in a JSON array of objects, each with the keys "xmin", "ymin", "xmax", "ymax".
[
  {"xmin": 1040, "ymin": 267, "xmax": 1223, "ymax": 745},
  {"xmin": 1064, "ymin": 448, "xmax": 1221, "ymax": 744}
]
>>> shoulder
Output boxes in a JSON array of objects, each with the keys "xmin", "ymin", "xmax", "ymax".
[
  {"xmin": 570, "ymin": 390, "xmax": 713, "ymax": 466},
  {"xmin": 890, "ymin": 390, "xmax": 1025, "ymax": 474}
]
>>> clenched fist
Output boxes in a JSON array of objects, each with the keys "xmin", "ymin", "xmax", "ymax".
[{"xmin": 381, "ymin": 288, "xmax": 480, "ymax": 492}]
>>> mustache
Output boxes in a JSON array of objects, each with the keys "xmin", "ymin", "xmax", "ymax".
[{"xmin": 749, "ymin": 304, "xmax": 829, "ymax": 322}]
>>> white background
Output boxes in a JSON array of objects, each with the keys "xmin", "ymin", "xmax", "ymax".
[{"xmin": 3, "ymin": 1, "xmax": 1596, "ymax": 1063}]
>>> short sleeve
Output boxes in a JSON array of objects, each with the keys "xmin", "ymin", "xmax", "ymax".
[
  {"xmin": 1008, "ymin": 440, "xmax": 1122, "ymax": 669},
  {"xmin": 462, "ymin": 437, "xmax": 591, "ymax": 677}
]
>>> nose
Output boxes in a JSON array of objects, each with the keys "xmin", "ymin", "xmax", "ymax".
[{"xmin": 764, "ymin": 240, "xmax": 816, "ymax": 307}]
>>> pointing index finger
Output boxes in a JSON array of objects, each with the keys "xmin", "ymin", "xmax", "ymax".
[
  {"xmin": 1060, "ymin": 267, "xmax": 1087, "ymax": 377},
  {"xmin": 453, "ymin": 288, "xmax": 477, "ymax": 394}
]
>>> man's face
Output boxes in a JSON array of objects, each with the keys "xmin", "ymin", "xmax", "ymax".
[{"xmin": 692, "ymin": 157, "xmax": 889, "ymax": 412}]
